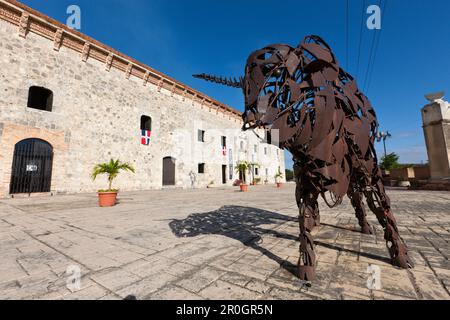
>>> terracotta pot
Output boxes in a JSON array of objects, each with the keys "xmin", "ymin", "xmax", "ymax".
[
  {"xmin": 276, "ymin": 182, "xmax": 283, "ymax": 188},
  {"xmin": 240, "ymin": 184, "xmax": 248, "ymax": 192},
  {"xmin": 98, "ymin": 191, "xmax": 118, "ymax": 207}
]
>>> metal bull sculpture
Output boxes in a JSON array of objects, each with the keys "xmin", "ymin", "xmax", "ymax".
[{"xmin": 193, "ymin": 35, "xmax": 413, "ymax": 281}]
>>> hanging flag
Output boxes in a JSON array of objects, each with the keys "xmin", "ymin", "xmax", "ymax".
[{"xmin": 141, "ymin": 130, "xmax": 151, "ymax": 145}]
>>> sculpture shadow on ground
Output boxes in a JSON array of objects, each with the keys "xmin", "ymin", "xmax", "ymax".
[
  {"xmin": 169, "ymin": 205, "xmax": 299, "ymax": 277},
  {"xmin": 168, "ymin": 205, "xmax": 391, "ymax": 278}
]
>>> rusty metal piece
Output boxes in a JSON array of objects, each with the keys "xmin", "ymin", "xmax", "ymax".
[{"xmin": 193, "ymin": 34, "xmax": 413, "ymax": 281}]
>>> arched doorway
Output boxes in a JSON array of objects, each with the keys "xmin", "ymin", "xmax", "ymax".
[
  {"xmin": 162, "ymin": 157, "xmax": 175, "ymax": 186},
  {"xmin": 9, "ymin": 138, "xmax": 54, "ymax": 194}
]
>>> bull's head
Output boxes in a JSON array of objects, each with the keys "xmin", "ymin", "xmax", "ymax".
[{"xmin": 193, "ymin": 35, "xmax": 340, "ymax": 141}]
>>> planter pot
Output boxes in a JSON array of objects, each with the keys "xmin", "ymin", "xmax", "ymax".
[
  {"xmin": 98, "ymin": 191, "xmax": 118, "ymax": 207},
  {"xmin": 240, "ymin": 184, "xmax": 249, "ymax": 192},
  {"xmin": 397, "ymin": 180, "xmax": 411, "ymax": 187},
  {"xmin": 276, "ymin": 182, "xmax": 283, "ymax": 188}
]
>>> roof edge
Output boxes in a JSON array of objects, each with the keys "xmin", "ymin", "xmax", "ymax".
[{"xmin": 0, "ymin": 0, "xmax": 242, "ymax": 118}]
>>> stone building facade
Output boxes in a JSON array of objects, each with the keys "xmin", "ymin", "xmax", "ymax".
[{"xmin": 0, "ymin": 0, "xmax": 285, "ymax": 198}]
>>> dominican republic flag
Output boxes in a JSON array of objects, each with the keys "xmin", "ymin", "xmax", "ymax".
[
  {"xmin": 222, "ymin": 146, "xmax": 227, "ymax": 156},
  {"xmin": 141, "ymin": 130, "xmax": 151, "ymax": 145}
]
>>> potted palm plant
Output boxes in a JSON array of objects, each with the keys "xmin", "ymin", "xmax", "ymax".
[
  {"xmin": 275, "ymin": 169, "xmax": 284, "ymax": 188},
  {"xmin": 235, "ymin": 161, "xmax": 250, "ymax": 192},
  {"xmin": 249, "ymin": 162, "xmax": 260, "ymax": 185},
  {"xmin": 91, "ymin": 159, "xmax": 135, "ymax": 207}
]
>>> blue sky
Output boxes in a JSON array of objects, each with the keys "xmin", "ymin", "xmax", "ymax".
[{"xmin": 20, "ymin": 0, "xmax": 450, "ymax": 169}]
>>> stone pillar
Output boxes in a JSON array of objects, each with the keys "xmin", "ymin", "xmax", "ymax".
[{"xmin": 421, "ymin": 92, "xmax": 450, "ymax": 179}]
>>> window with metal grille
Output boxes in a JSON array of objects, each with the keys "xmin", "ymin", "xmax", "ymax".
[{"xmin": 27, "ymin": 86, "xmax": 53, "ymax": 111}]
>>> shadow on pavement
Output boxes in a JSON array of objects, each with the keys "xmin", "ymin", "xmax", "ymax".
[
  {"xmin": 169, "ymin": 205, "xmax": 299, "ymax": 277},
  {"xmin": 169, "ymin": 205, "xmax": 391, "ymax": 278}
]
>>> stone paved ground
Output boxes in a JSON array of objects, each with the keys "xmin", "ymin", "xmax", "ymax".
[{"xmin": 0, "ymin": 184, "xmax": 449, "ymax": 300}]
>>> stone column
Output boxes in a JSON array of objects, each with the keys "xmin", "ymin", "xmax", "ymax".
[{"xmin": 421, "ymin": 92, "xmax": 450, "ymax": 179}]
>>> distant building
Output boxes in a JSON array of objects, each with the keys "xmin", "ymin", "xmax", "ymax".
[{"xmin": 0, "ymin": 1, "xmax": 285, "ymax": 197}]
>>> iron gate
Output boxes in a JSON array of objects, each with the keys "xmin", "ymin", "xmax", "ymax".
[{"xmin": 9, "ymin": 138, "xmax": 54, "ymax": 194}]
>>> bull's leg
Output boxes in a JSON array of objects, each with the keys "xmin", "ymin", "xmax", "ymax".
[
  {"xmin": 364, "ymin": 177, "xmax": 413, "ymax": 268},
  {"xmin": 295, "ymin": 182, "xmax": 319, "ymax": 281},
  {"xmin": 347, "ymin": 185, "xmax": 373, "ymax": 234}
]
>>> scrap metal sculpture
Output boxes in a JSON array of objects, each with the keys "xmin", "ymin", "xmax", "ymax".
[{"xmin": 193, "ymin": 35, "xmax": 413, "ymax": 280}]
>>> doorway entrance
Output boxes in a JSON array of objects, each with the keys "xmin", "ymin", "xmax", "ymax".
[
  {"xmin": 162, "ymin": 157, "xmax": 176, "ymax": 186},
  {"xmin": 222, "ymin": 165, "xmax": 227, "ymax": 184},
  {"xmin": 9, "ymin": 138, "xmax": 54, "ymax": 194}
]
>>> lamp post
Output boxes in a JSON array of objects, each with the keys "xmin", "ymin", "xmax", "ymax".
[{"xmin": 376, "ymin": 131, "xmax": 392, "ymax": 158}]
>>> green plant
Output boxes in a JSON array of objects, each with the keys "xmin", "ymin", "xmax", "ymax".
[
  {"xmin": 249, "ymin": 162, "xmax": 261, "ymax": 183},
  {"xmin": 235, "ymin": 161, "xmax": 250, "ymax": 184},
  {"xmin": 91, "ymin": 159, "xmax": 135, "ymax": 191},
  {"xmin": 285, "ymin": 169, "xmax": 294, "ymax": 181},
  {"xmin": 380, "ymin": 153, "xmax": 400, "ymax": 171},
  {"xmin": 275, "ymin": 169, "xmax": 283, "ymax": 182}
]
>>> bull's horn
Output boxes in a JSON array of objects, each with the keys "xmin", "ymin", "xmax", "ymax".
[{"xmin": 193, "ymin": 73, "xmax": 243, "ymax": 89}]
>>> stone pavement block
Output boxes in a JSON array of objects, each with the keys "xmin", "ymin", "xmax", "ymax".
[
  {"xmin": 433, "ymin": 267, "xmax": 450, "ymax": 283},
  {"xmin": 90, "ymin": 268, "xmax": 141, "ymax": 292},
  {"xmin": 149, "ymin": 285, "xmax": 203, "ymax": 300},
  {"xmin": 0, "ymin": 280, "xmax": 25, "ymax": 299},
  {"xmin": 15, "ymin": 270, "xmax": 64, "ymax": 299},
  {"xmin": 176, "ymin": 266, "xmax": 226, "ymax": 293},
  {"xmin": 198, "ymin": 280, "xmax": 261, "ymax": 300},
  {"xmin": 103, "ymin": 249, "xmax": 144, "ymax": 264},
  {"xmin": 165, "ymin": 262, "xmax": 197, "ymax": 278},
  {"xmin": 373, "ymin": 291, "xmax": 415, "ymax": 300},
  {"xmin": 220, "ymin": 272, "xmax": 251, "ymax": 287},
  {"xmin": 229, "ymin": 261, "xmax": 274, "ymax": 281},
  {"xmin": 63, "ymin": 284, "xmax": 109, "ymax": 300},
  {"xmin": 99, "ymin": 293, "xmax": 122, "ymax": 300},
  {"xmin": 329, "ymin": 283, "xmax": 371, "ymax": 300},
  {"xmin": 266, "ymin": 287, "xmax": 314, "ymax": 300},
  {"xmin": 124, "ymin": 257, "xmax": 173, "ymax": 278},
  {"xmin": 181, "ymin": 247, "xmax": 231, "ymax": 266},
  {"xmin": 376, "ymin": 266, "xmax": 418, "ymax": 299},
  {"xmin": 0, "ymin": 261, "xmax": 29, "ymax": 283},
  {"xmin": 117, "ymin": 272, "xmax": 177, "ymax": 299},
  {"xmin": 409, "ymin": 270, "xmax": 449, "ymax": 300},
  {"xmin": 80, "ymin": 255, "xmax": 121, "ymax": 271},
  {"xmin": 208, "ymin": 257, "xmax": 237, "ymax": 270},
  {"xmin": 315, "ymin": 245, "xmax": 339, "ymax": 263},
  {"xmin": 407, "ymin": 250, "xmax": 428, "ymax": 266},
  {"xmin": 245, "ymin": 279, "xmax": 273, "ymax": 294},
  {"xmin": 265, "ymin": 276, "xmax": 304, "ymax": 292}
]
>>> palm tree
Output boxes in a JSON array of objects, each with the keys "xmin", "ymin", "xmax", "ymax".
[
  {"xmin": 249, "ymin": 162, "xmax": 261, "ymax": 184},
  {"xmin": 275, "ymin": 168, "xmax": 284, "ymax": 183},
  {"xmin": 91, "ymin": 159, "xmax": 135, "ymax": 191},
  {"xmin": 235, "ymin": 161, "xmax": 250, "ymax": 184}
]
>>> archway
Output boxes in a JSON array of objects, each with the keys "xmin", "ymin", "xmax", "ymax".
[
  {"xmin": 9, "ymin": 138, "xmax": 54, "ymax": 194},
  {"xmin": 162, "ymin": 157, "xmax": 176, "ymax": 186}
]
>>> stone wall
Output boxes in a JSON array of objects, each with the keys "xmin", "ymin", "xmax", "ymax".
[{"xmin": 0, "ymin": 16, "xmax": 285, "ymax": 198}]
